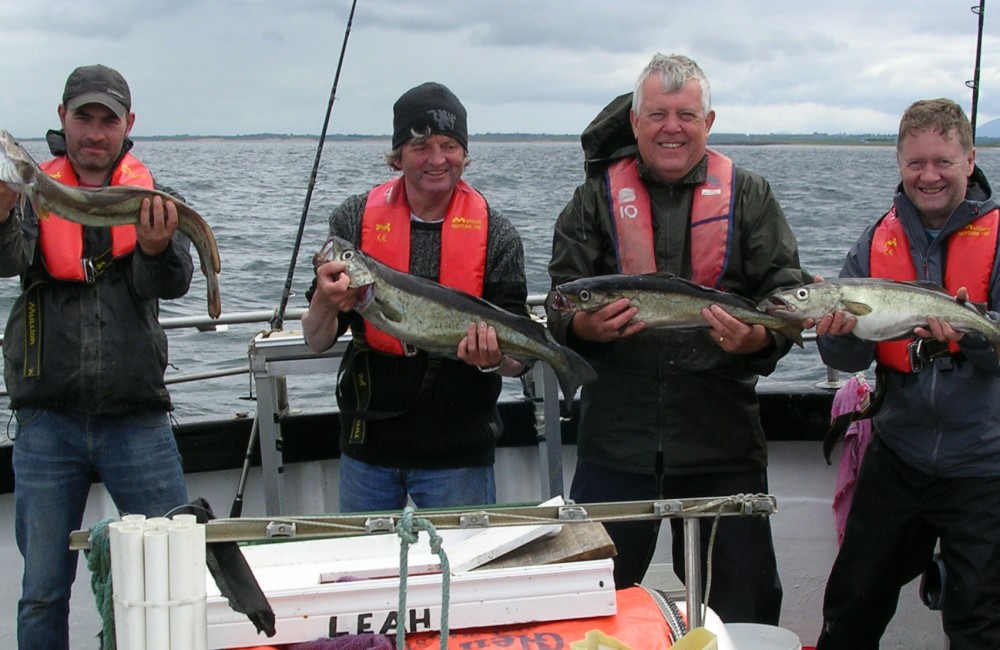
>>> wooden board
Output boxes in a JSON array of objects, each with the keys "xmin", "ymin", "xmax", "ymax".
[{"xmin": 479, "ymin": 521, "xmax": 616, "ymax": 570}]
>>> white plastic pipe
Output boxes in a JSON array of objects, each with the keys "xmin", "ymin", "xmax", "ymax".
[
  {"xmin": 109, "ymin": 522, "xmax": 146, "ymax": 650},
  {"xmin": 144, "ymin": 529, "xmax": 170, "ymax": 650}
]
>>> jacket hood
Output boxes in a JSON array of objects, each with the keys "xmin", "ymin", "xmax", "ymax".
[{"xmin": 581, "ymin": 92, "xmax": 638, "ymax": 176}]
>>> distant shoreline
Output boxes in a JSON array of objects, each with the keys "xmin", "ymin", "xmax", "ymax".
[{"xmin": 15, "ymin": 132, "xmax": 1000, "ymax": 146}]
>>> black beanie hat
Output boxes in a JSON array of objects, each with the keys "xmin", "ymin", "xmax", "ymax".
[{"xmin": 392, "ymin": 82, "xmax": 468, "ymax": 151}]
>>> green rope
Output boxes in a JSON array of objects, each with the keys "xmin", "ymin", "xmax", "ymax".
[
  {"xmin": 85, "ymin": 518, "xmax": 117, "ymax": 650},
  {"xmin": 396, "ymin": 506, "xmax": 450, "ymax": 650}
]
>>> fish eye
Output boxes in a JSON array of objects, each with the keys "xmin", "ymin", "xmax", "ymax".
[
  {"xmin": 579, "ymin": 289, "xmax": 591, "ymax": 302},
  {"xmin": 795, "ymin": 288, "xmax": 809, "ymax": 300},
  {"xmin": 342, "ymin": 250, "xmax": 354, "ymax": 261}
]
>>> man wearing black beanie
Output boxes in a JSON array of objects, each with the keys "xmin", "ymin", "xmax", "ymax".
[{"xmin": 303, "ymin": 82, "xmax": 528, "ymax": 512}]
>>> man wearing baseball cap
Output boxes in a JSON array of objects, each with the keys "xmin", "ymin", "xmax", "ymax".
[
  {"xmin": 303, "ymin": 82, "xmax": 528, "ymax": 512},
  {"xmin": 0, "ymin": 64, "xmax": 193, "ymax": 649}
]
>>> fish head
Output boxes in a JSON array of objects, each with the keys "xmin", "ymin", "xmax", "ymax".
[
  {"xmin": 549, "ymin": 278, "xmax": 621, "ymax": 313},
  {"xmin": 759, "ymin": 283, "xmax": 844, "ymax": 321},
  {"xmin": 311, "ymin": 235, "xmax": 376, "ymax": 289},
  {"xmin": 0, "ymin": 130, "xmax": 39, "ymax": 191}
]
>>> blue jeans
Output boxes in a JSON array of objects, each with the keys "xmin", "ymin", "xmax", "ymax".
[
  {"xmin": 339, "ymin": 454, "xmax": 496, "ymax": 512},
  {"xmin": 13, "ymin": 408, "xmax": 188, "ymax": 650}
]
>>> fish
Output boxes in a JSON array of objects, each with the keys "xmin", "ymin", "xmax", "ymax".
[
  {"xmin": 0, "ymin": 129, "xmax": 222, "ymax": 319},
  {"xmin": 760, "ymin": 277, "xmax": 1000, "ymax": 355},
  {"xmin": 314, "ymin": 235, "xmax": 598, "ymax": 408},
  {"xmin": 548, "ymin": 273, "xmax": 805, "ymax": 346}
]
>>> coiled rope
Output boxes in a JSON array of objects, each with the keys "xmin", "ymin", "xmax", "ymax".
[{"xmin": 85, "ymin": 517, "xmax": 117, "ymax": 650}]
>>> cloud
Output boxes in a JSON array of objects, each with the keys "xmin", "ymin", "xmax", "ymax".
[{"xmin": 0, "ymin": 0, "xmax": 995, "ymax": 137}]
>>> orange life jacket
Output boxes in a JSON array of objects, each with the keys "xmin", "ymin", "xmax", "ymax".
[
  {"xmin": 37, "ymin": 154, "xmax": 151, "ymax": 282},
  {"xmin": 359, "ymin": 176, "xmax": 489, "ymax": 355},
  {"xmin": 606, "ymin": 149, "xmax": 735, "ymax": 288},
  {"xmin": 870, "ymin": 205, "xmax": 998, "ymax": 371}
]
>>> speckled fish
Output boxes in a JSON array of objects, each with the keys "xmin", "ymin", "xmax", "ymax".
[
  {"xmin": 0, "ymin": 129, "xmax": 222, "ymax": 318},
  {"xmin": 314, "ymin": 235, "xmax": 597, "ymax": 407},
  {"xmin": 761, "ymin": 278, "xmax": 1000, "ymax": 356},
  {"xmin": 549, "ymin": 272, "xmax": 805, "ymax": 346}
]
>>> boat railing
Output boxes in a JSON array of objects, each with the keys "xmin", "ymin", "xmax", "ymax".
[{"xmin": 0, "ymin": 295, "xmax": 841, "ymax": 484}]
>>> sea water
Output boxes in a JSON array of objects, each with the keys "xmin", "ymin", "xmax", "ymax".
[{"xmin": 1, "ymin": 139, "xmax": 998, "ymax": 424}]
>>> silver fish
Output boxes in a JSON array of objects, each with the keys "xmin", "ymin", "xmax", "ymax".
[
  {"xmin": 761, "ymin": 278, "xmax": 1000, "ymax": 354},
  {"xmin": 0, "ymin": 129, "xmax": 222, "ymax": 319},
  {"xmin": 549, "ymin": 273, "xmax": 805, "ymax": 346},
  {"xmin": 315, "ymin": 236, "xmax": 597, "ymax": 406}
]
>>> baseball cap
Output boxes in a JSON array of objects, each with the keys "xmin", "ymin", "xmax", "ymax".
[{"xmin": 63, "ymin": 64, "xmax": 132, "ymax": 119}]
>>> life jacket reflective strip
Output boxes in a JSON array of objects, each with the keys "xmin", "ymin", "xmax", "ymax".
[
  {"xmin": 605, "ymin": 149, "xmax": 735, "ymax": 288},
  {"xmin": 870, "ymin": 205, "xmax": 998, "ymax": 371},
  {"xmin": 360, "ymin": 176, "xmax": 489, "ymax": 355},
  {"xmin": 37, "ymin": 154, "xmax": 150, "ymax": 281}
]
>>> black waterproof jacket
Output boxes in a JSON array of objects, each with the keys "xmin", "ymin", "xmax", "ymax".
[{"xmin": 546, "ymin": 94, "xmax": 811, "ymax": 475}]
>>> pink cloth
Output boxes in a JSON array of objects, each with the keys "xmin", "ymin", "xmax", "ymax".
[
  {"xmin": 830, "ymin": 375, "xmax": 873, "ymax": 545},
  {"xmin": 288, "ymin": 635, "xmax": 394, "ymax": 649}
]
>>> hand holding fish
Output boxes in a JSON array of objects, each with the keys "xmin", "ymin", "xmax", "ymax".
[
  {"xmin": 135, "ymin": 195, "xmax": 178, "ymax": 257},
  {"xmin": 457, "ymin": 321, "xmax": 525, "ymax": 375},
  {"xmin": 912, "ymin": 287, "xmax": 970, "ymax": 343},
  {"xmin": 813, "ymin": 309, "xmax": 858, "ymax": 337},
  {"xmin": 302, "ymin": 257, "xmax": 360, "ymax": 353},
  {"xmin": 570, "ymin": 297, "xmax": 645, "ymax": 342},
  {"xmin": 312, "ymin": 258, "xmax": 360, "ymax": 314},
  {"xmin": 702, "ymin": 303, "xmax": 772, "ymax": 353}
]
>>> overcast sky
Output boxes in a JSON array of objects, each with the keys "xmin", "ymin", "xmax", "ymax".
[{"xmin": 1, "ymin": 0, "xmax": 996, "ymax": 138}]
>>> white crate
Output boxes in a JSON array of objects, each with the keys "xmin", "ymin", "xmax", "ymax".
[{"xmin": 206, "ymin": 557, "xmax": 615, "ymax": 648}]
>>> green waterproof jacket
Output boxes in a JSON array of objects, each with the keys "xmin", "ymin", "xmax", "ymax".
[{"xmin": 546, "ymin": 99, "xmax": 810, "ymax": 475}]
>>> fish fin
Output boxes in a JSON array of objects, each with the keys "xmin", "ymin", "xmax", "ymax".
[
  {"xmin": 840, "ymin": 299, "xmax": 873, "ymax": 316},
  {"xmin": 374, "ymin": 297, "xmax": 404, "ymax": 323},
  {"xmin": 781, "ymin": 320, "xmax": 805, "ymax": 348},
  {"xmin": 909, "ymin": 280, "xmax": 950, "ymax": 294}
]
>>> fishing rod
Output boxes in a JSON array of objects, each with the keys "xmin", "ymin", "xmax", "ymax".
[
  {"xmin": 270, "ymin": 0, "xmax": 358, "ymax": 333},
  {"xmin": 232, "ymin": 0, "xmax": 357, "ymax": 518},
  {"xmin": 968, "ymin": 0, "xmax": 986, "ymax": 141}
]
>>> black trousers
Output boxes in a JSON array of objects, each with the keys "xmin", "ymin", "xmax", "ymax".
[
  {"xmin": 569, "ymin": 460, "xmax": 783, "ymax": 625},
  {"xmin": 816, "ymin": 437, "xmax": 1000, "ymax": 650}
]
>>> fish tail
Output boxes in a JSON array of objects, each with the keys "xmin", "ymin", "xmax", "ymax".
[
  {"xmin": 207, "ymin": 274, "xmax": 222, "ymax": 319},
  {"xmin": 553, "ymin": 347, "xmax": 597, "ymax": 413}
]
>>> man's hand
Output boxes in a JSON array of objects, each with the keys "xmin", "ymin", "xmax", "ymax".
[
  {"xmin": 702, "ymin": 304, "xmax": 771, "ymax": 353},
  {"xmin": 301, "ymin": 259, "xmax": 359, "ymax": 353},
  {"xmin": 913, "ymin": 287, "xmax": 968, "ymax": 343},
  {"xmin": 570, "ymin": 297, "xmax": 645, "ymax": 342},
  {"xmin": 312, "ymin": 260, "xmax": 359, "ymax": 314},
  {"xmin": 136, "ymin": 196, "xmax": 179, "ymax": 257}
]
